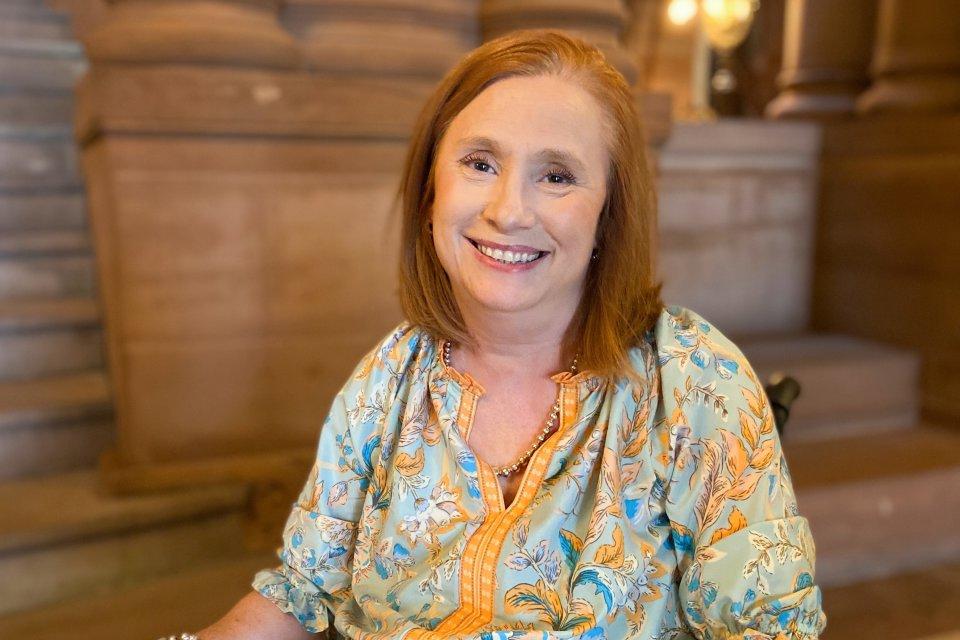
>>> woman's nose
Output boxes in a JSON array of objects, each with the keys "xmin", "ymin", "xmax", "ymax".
[{"xmin": 482, "ymin": 169, "xmax": 535, "ymax": 231}]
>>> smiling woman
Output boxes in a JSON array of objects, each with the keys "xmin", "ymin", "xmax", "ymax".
[
  {"xmin": 194, "ymin": 29, "xmax": 826, "ymax": 640},
  {"xmin": 430, "ymin": 74, "xmax": 609, "ymax": 345}
]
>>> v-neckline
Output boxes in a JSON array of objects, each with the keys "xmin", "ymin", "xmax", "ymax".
[
  {"xmin": 455, "ymin": 381, "xmax": 578, "ymax": 514},
  {"xmin": 432, "ymin": 336, "xmax": 592, "ymax": 513}
]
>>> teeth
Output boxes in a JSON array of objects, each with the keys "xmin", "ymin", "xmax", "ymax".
[{"xmin": 475, "ymin": 242, "xmax": 541, "ymax": 264}]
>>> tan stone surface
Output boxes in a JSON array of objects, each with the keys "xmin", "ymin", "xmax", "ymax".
[
  {"xmin": 0, "ymin": 511, "xmax": 247, "ymax": 615},
  {"xmin": 767, "ymin": 0, "xmax": 878, "ymax": 118},
  {"xmin": 0, "ymin": 192, "xmax": 86, "ymax": 232},
  {"xmin": 81, "ymin": 135, "xmax": 405, "ymax": 467},
  {"xmin": 858, "ymin": 0, "xmax": 960, "ymax": 113},
  {"xmin": 814, "ymin": 114, "xmax": 960, "ymax": 426},
  {"xmin": 0, "ymin": 553, "xmax": 277, "ymax": 640},
  {"xmin": 0, "ymin": 469, "xmax": 246, "ymax": 552},
  {"xmin": 0, "ymin": 469, "xmax": 249, "ymax": 615},
  {"xmin": 657, "ymin": 119, "xmax": 821, "ymax": 334},
  {"xmin": 739, "ymin": 333, "xmax": 920, "ymax": 441},
  {"xmin": 788, "ymin": 425, "xmax": 960, "ymax": 587},
  {"xmin": 76, "ymin": 65, "xmax": 440, "ymax": 140},
  {"xmin": 83, "ymin": 0, "xmax": 301, "ymax": 68},
  {"xmin": 821, "ymin": 563, "xmax": 960, "ymax": 640},
  {"xmin": 0, "ymin": 254, "xmax": 95, "ymax": 299}
]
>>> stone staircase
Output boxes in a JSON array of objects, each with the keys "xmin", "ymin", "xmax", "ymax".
[
  {"xmin": 0, "ymin": 0, "xmax": 256, "ymax": 627},
  {"xmin": 0, "ymin": 0, "xmax": 108, "ymax": 481}
]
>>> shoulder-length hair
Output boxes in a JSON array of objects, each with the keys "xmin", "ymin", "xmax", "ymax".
[{"xmin": 396, "ymin": 29, "xmax": 664, "ymax": 380}]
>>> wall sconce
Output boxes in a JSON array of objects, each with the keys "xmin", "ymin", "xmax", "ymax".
[{"xmin": 666, "ymin": 0, "xmax": 760, "ymax": 113}]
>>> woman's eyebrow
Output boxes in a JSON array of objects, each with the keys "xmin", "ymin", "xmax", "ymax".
[
  {"xmin": 457, "ymin": 135, "xmax": 505, "ymax": 154},
  {"xmin": 457, "ymin": 136, "xmax": 587, "ymax": 173},
  {"xmin": 533, "ymin": 148, "xmax": 586, "ymax": 174}
]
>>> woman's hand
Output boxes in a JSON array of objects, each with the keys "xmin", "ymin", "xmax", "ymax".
[{"xmin": 196, "ymin": 591, "xmax": 321, "ymax": 640}]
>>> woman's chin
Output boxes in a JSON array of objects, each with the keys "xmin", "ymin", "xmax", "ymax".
[{"xmin": 462, "ymin": 289, "xmax": 543, "ymax": 315}]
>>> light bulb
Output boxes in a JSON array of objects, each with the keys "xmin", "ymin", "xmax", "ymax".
[{"xmin": 667, "ymin": 0, "xmax": 698, "ymax": 26}]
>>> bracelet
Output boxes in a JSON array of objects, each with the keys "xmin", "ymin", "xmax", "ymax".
[{"xmin": 157, "ymin": 635, "xmax": 198, "ymax": 640}]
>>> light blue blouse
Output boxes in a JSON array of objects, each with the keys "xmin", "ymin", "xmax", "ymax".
[{"xmin": 253, "ymin": 304, "xmax": 826, "ymax": 639}]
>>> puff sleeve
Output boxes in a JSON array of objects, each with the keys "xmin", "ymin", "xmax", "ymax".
[
  {"xmin": 251, "ymin": 325, "xmax": 412, "ymax": 633},
  {"xmin": 656, "ymin": 306, "xmax": 826, "ymax": 639}
]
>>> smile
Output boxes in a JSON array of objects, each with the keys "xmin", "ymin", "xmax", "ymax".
[{"xmin": 467, "ymin": 238, "xmax": 547, "ymax": 266}]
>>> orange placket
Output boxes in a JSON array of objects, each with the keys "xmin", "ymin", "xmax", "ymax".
[{"xmin": 408, "ymin": 383, "xmax": 579, "ymax": 638}]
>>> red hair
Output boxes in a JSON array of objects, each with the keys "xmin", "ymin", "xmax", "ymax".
[{"xmin": 396, "ymin": 29, "xmax": 663, "ymax": 379}]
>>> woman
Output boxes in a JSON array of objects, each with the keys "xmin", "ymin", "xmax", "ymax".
[{"xmin": 195, "ymin": 30, "xmax": 826, "ymax": 640}]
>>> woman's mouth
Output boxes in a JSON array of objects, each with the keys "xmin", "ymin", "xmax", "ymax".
[{"xmin": 467, "ymin": 238, "xmax": 548, "ymax": 266}]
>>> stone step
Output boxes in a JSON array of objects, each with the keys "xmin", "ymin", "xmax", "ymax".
[
  {"xmin": 0, "ymin": 93, "xmax": 75, "ymax": 131},
  {"xmin": 0, "ymin": 552, "xmax": 275, "ymax": 640},
  {"xmin": 0, "ymin": 0, "xmax": 71, "ymax": 20},
  {"xmin": 0, "ymin": 254, "xmax": 96, "ymax": 298},
  {"xmin": 0, "ymin": 135, "xmax": 81, "ymax": 190},
  {"xmin": 739, "ymin": 333, "xmax": 921, "ymax": 441},
  {"xmin": 0, "ymin": 228, "xmax": 90, "ymax": 257},
  {"xmin": 820, "ymin": 563, "xmax": 960, "ymax": 640},
  {"xmin": 0, "ymin": 48, "xmax": 86, "ymax": 91},
  {"xmin": 788, "ymin": 424, "xmax": 960, "ymax": 588},
  {"xmin": 0, "ymin": 469, "xmax": 251, "ymax": 616},
  {"xmin": 0, "ymin": 34, "xmax": 82, "ymax": 57},
  {"xmin": 0, "ymin": 297, "xmax": 103, "ymax": 381},
  {"xmin": 0, "ymin": 370, "xmax": 114, "ymax": 480},
  {"xmin": 0, "ymin": 191, "xmax": 87, "ymax": 232}
]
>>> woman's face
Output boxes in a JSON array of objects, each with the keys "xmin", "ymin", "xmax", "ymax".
[{"xmin": 431, "ymin": 74, "xmax": 609, "ymax": 325}]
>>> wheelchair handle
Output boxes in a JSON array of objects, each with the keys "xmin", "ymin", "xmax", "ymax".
[{"xmin": 764, "ymin": 373, "xmax": 801, "ymax": 436}]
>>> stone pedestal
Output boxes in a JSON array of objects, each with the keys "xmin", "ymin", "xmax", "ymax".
[
  {"xmin": 767, "ymin": 0, "xmax": 878, "ymax": 119},
  {"xmin": 657, "ymin": 119, "xmax": 822, "ymax": 334},
  {"xmin": 857, "ymin": 0, "xmax": 960, "ymax": 113},
  {"xmin": 65, "ymin": 0, "xmax": 478, "ymax": 494}
]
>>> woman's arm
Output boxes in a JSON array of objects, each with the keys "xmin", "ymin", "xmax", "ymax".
[
  {"xmin": 197, "ymin": 592, "xmax": 321, "ymax": 640},
  {"xmin": 656, "ymin": 307, "xmax": 826, "ymax": 638}
]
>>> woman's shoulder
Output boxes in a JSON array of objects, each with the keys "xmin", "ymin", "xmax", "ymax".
[
  {"xmin": 346, "ymin": 320, "xmax": 435, "ymax": 383},
  {"xmin": 643, "ymin": 303, "xmax": 753, "ymax": 383},
  {"xmin": 629, "ymin": 305, "xmax": 766, "ymax": 421}
]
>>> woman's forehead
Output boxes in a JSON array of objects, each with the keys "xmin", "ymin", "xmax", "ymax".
[{"xmin": 440, "ymin": 76, "xmax": 608, "ymax": 165}]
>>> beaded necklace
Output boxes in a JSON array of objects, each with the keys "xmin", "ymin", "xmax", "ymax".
[{"xmin": 441, "ymin": 339, "xmax": 578, "ymax": 477}]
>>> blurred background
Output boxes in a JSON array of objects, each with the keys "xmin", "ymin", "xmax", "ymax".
[{"xmin": 0, "ymin": 0, "xmax": 957, "ymax": 638}]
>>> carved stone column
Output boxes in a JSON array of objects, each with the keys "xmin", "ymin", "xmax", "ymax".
[
  {"xmin": 857, "ymin": 0, "xmax": 960, "ymax": 113},
  {"xmin": 83, "ymin": 0, "xmax": 300, "ymax": 67},
  {"xmin": 766, "ymin": 0, "xmax": 878, "ymax": 119},
  {"xmin": 64, "ymin": 0, "xmax": 477, "ymax": 501}
]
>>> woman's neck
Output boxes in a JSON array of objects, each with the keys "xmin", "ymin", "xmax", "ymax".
[{"xmin": 452, "ymin": 299, "xmax": 579, "ymax": 382}]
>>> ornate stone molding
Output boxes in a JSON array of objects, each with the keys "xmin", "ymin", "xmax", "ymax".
[
  {"xmin": 82, "ymin": 0, "xmax": 301, "ymax": 67},
  {"xmin": 857, "ymin": 0, "xmax": 960, "ymax": 113},
  {"xmin": 767, "ymin": 0, "xmax": 878, "ymax": 119}
]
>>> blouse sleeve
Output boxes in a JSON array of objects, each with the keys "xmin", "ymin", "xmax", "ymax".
[
  {"xmin": 251, "ymin": 326, "xmax": 406, "ymax": 633},
  {"xmin": 656, "ymin": 306, "xmax": 827, "ymax": 639}
]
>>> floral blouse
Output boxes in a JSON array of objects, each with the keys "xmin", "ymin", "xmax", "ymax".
[{"xmin": 252, "ymin": 304, "xmax": 826, "ymax": 639}]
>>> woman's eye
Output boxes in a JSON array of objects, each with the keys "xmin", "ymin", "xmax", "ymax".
[
  {"xmin": 461, "ymin": 154, "xmax": 494, "ymax": 174},
  {"xmin": 545, "ymin": 169, "xmax": 577, "ymax": 185}
]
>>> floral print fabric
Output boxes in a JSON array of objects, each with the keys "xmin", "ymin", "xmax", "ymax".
[{"xmin": 252, "ymin": 305, "xmax": 826, "ymax": 639}]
